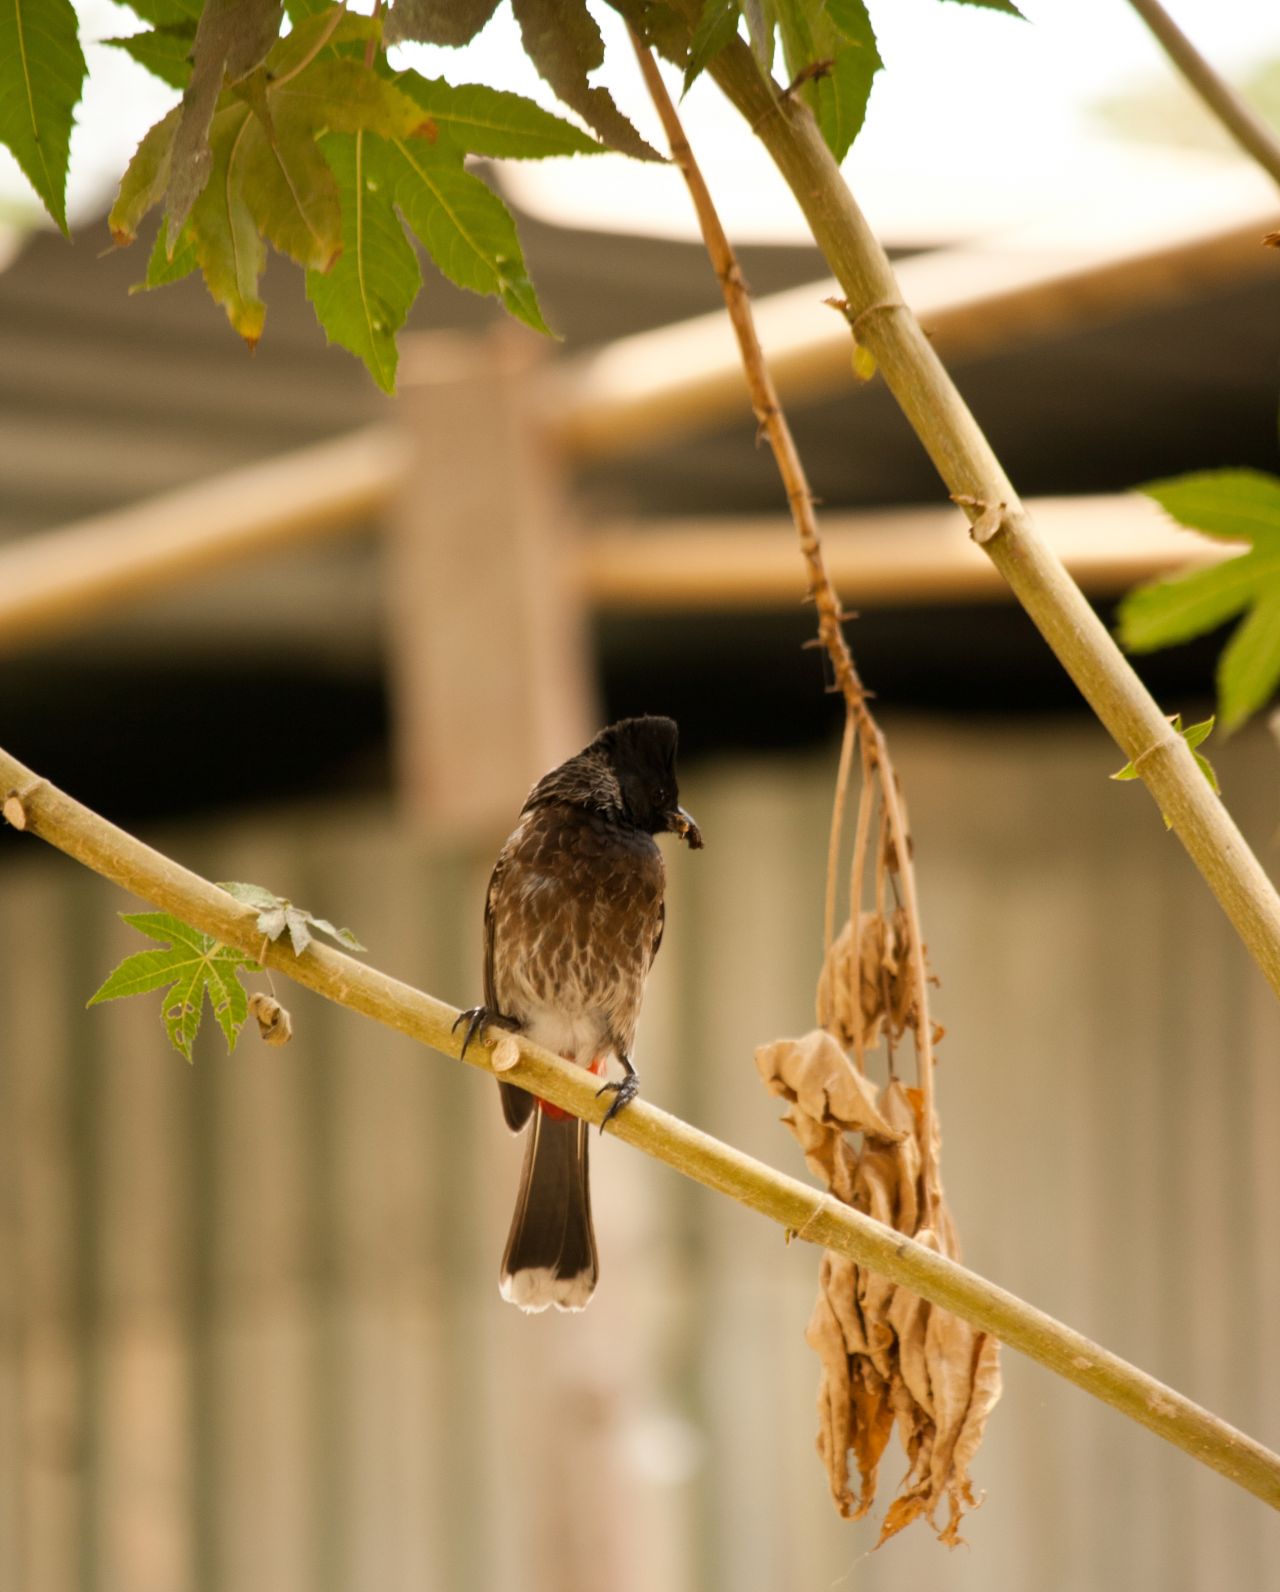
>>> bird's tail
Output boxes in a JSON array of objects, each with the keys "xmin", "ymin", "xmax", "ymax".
[{"xmin": 500, "ymin": 1110, "xmax": 598, "ymax": 1313}]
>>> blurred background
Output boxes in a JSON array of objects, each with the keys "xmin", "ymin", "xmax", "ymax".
[{"xmin": 1, "ymin": 1, "xmax": 1280, "ymax": 1588}]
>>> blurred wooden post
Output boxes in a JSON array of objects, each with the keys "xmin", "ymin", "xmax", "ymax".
[{"xmin": 388, "ymin": 329, "xmax": 596, "ymax": 831}]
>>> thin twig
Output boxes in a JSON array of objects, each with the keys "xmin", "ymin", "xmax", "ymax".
[
  {"xmin": 821, "ymin": 709, "xmax": 857, "ymax": 1024},
  {"xmin": 630, "ymin": 34, "xmax": 942, "ymax": 1198},
  {"xmin": 4, "ymin": 740, "xmax": 1280, "ymax": 1509},
  {"xmin": 1123, "ymin": 0, "xmax": 1280, "ymax": 191}
]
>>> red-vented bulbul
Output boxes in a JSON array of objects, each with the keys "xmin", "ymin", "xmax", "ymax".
[{"xmin": 455, "ymin": 716, "xmax": 702, "ymax": 1313}]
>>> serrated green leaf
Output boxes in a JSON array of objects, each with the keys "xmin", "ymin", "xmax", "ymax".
[
  {"xmin": 283, "ymin": 0, "xmax": 333, "ymax": 22},
  {"xmin": 777, "ymin": 0, "xmax": 881, "ymax": 163},
  {"xmin": 1141, "ymin": 469, "xmax": 1280, "ymax": 546},
  {"xmin": 88, "ymin": 910, "xmax": 258, "ymax": 1062},
  {"xmin": 259, "ymin": 3, "xmax": 367, "ymax": 78},
  {"xmin": 104, "ymin": 23, "xmax": 195, "ymax": 88},
  {"xmin": 110, "ymin": 105, "xmax": 181, "ymax": 244},
  {"xmin": 511, "ymin": 0, "xmax": 661, "ymax": 161},
  {"xmin": 0, "ymin": 0, "xmax": 87, "ymax": 233},
  {"xmin": 118, "ymin": 0, "xmax": 201, "ymax": 27},
  {"xmin": 189, "ymin": 100, "xmax": 267, "ymax": 344},
  {"xmin": 140, "ymin": 221, "xmax": 199, "ymax": 286},
  {"xmin": 1218, "ymin": 590, "xmax": 1280, "ymax": 732},
  {"xmin": 307, "ymin": 130, "xmax": 421, "ymax": 391},
  {"xmin": 390, "ymin": 137, "xmax": 551, "ymax": 334},
  {"xmin": 393, "ymin": 73, "xmax": 604, "ymax": 158},
  {"xmin": 1118, "ymin": 469, "xmax": 1280, "ymax": 732},
  {"xmin": 1117, "ymin": 550, "xmax": 1278, "ymax": 652},
  {"xmin": 262, "ymin": 56, "xmax": 432, "ymax": 139},
  {"xmin": 237, "ymin": 108, "xmax": 342, "ymax": 270},
  {"xmin": 684, "ymin": 0, "xmax": 740, "ymax": 95},
  {"xmin": 383, "ymin": 0, "xmax": 500, "ymax": 47}
]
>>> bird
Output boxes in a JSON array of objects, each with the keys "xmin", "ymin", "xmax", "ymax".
[{"xmin": 454, "ymin": 715, "xmax": 702, "ymax": 1313}]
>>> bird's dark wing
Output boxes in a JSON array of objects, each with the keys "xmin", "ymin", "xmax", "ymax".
[
  {"xmin": 485, "ymin": 847, "xmax": 536, "ymax": 1133},
  {"xmin": 650, "ymin": 899, "xmax": 665, "ymax": 968},
  {"xmin": 482, "ymin": 851, "xmax": 504, "ymax": 1016}
]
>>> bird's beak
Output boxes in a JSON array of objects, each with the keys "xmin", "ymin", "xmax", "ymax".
[{"xmin": 665, "ymin": 806, "xmax": 704, "ymax": 850}]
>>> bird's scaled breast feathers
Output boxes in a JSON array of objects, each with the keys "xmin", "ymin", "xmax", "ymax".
[{"xmin": 488, "ymin": 804, "xmax": 665, "ymax": 1042}]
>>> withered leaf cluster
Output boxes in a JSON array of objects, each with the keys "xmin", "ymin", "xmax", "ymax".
[{"xmin": 757, "ymin": 1024, "xmax": 1001, "ymax": 1547}]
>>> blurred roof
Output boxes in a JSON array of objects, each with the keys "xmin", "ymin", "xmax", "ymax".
[{"xmin": 0, "ymin": 171, "xmax": 1275, "ymax": 817}]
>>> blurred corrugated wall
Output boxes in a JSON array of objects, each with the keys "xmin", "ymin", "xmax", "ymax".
[{"xmin": 1, "ymin": 720, "xmax": 1278, "ymax": 1592}]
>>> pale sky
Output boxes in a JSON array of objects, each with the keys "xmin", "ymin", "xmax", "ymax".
[{"xmin": 5, "ymin": 0, "xmax": 1279, "ymax": 245}]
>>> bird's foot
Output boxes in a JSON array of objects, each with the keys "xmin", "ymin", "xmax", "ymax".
[
  {"xmin": 452, "ymin": 1005, "xmax": 519, "ymax": 1060},
  {"xmin": 596, "ymin": 1070, "xmax": 640, "ymax": 1131}
]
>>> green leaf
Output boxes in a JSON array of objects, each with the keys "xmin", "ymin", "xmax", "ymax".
[
  {"xmin": 383, "ymin": 0, "xmax": 500, "ymax": 47},
  {"xmin": 0, "ymin": 0, "xmax": 87, "ymax": 233},
  {"xmin": 283, "ymin": 0, "xmax": 333, "ymax": 22},
  {"xmin": 188, "ymin": 100, "xmax": 267, "ymax": 345},
  {"xmin": 1117, "ymin": 469, "xmax": 1280, "ymax": 731},
  {"xmin": 88, "ymin": 910, "xmax": 259, "ymax": 1062},
  {"xmin": 140, "ymin": 220, "xmax": 199, "ymax": 286},
  {"xmin": 103, "ymin": 23, "xmax": 196, "ymax": 89},
  {"xmin": 117, "ymin": 0, "xmax": 201, "ymax": 27},
  {"xmin": 1117, "ymin": 550, "xmax": 1276, "ymax": 652},
  {"xmin": 777, "ymin": 0, "xmax": 881, "ymax": 163},
  {"xmin": 511, "ymin": 0, "xmax": 662, "ymax": 161},
  {"xmin": 390, "ymin": 138, "xmax": 551, "ymax": 334},
  {"xmin": 164, "ymin": 0, "xmax": 285, "ymax": 248},
  {"xmin": 1142, "ymin": 469, "xmax": 1280, "ymax": 545},
  {"xmin": 394, "ymin": 73, "xmax": 605, "ymax": 159},
  {"xmin": 220, "ymin": 879, "xmax": 367, "ymax": 953},
  {"xmin": 1218, "ymin": 591, "xmax": 1280, "ymax": 732},
  {"xmin": 109, "ymin": 104, "xmax": 180, "ymax": 244},
  {"xmin": 236, "ymin": 104, "xmax": 343, "ymax": 271},
  {"xmin": 684, "ymin": 0, "xmax": 740, "ymax": 95},
  {"xmin": 307, "ymin": 130, "xmax": 421, "ymax": 392}
]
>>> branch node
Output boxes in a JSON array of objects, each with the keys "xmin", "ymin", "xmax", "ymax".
[
  {"xmin": 952, "ymin": 493, "xmax": 1008, "ymax": 545},
  {"xmin": 851, "ymin": 299, "xmax": 908, "ymax": 338},
  {"xmin": 3, "ymin": 779, "xmax": 44, "ymax": 831},
  {"xmin": 792, "ymin": 1192, "xmax": 835, "ymax": 1244}
]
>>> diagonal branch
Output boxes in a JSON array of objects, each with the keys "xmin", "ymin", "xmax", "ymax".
[
  {"xmin": 3, "ymin": 739, "xmax": 1280, "ymax": 1508},
  {"xmin": 1122, "ymin": 0, "xmax": 1280, "ymax": 192}
]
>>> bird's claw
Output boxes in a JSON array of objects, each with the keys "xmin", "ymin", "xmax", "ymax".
[
  {"xmin": 596, "ymin": 1072, "xmax": 639, "ymax": 1132},
  {"xmin": 452, "ymin": 1005, "xmax": 519, "ymax": 1059}
]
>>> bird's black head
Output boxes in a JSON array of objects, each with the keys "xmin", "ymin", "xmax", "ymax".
[{"xmin": 593, "ymin": 716, "xmax": 703, "ymax": 848}]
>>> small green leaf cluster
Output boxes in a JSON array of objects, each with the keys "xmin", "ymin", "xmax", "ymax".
[
  {"xmin": 1112, "ymin": 713, "xmax": 1220, "ymax": 829},
  {"xmin": 103, "ymin": 1, "xmax": 602, "ymax": 388},
  {"xmin": 221, "ymin": 879, "xmax": 366, "ymax": 955},
  {"xmin": 87, "ymin": 884, "xmax": 366, "ymax": 1060},
  {"xmin": 1118, "ymin": 471, "xmax": 1280, "ymax": 732},
  {"xmin": 87, "ymin": 911, "xmax": 261, "ymax": 1060}
]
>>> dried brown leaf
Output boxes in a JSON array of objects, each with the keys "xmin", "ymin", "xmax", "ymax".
[
  {"xmin": 850, "ymin": 1363, "xmax": 896, "ymax": 1519},
  {"xmin": 756, "ymin": 1029, "xmax": 902, "ymax": 1140}
]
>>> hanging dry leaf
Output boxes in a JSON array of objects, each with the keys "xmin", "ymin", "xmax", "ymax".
[
  {"xmin": 758, "ymin": 1027, "xmax": 1001, "ymax": 1545},
  {"xmin": 818, "ymin": 910, "xmax": 919, "ymax": 1053}
]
